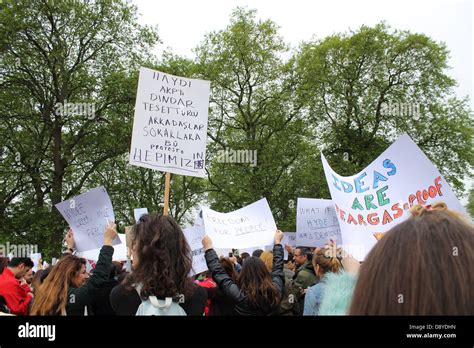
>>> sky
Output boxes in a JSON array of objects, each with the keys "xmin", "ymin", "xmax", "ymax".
[
  {"xmin": 132, "ymin": 0, "xmax": 473, "ymax": 203},
  {"xmin": 132, "ymin": 0, "xmax": 473, "ymax": 109}
]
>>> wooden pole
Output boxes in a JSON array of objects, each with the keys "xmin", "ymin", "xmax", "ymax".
[{"xmin": 163, "ymin": 172, "xmax": 171, "ymax": 216}]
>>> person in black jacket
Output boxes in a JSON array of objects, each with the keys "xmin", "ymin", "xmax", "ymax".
[
  {"xmin": 30, "ymin": 224, "xmax": 117, "ymax": 315},
  {"xmin": 202, "ymin": 230, "xmax": 285, "ymax": 316},
  {"xmin": 110, "ymin": 213, "xmax": 207, "ymax": 315}
]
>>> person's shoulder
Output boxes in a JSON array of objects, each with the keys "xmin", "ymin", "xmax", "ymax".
[
  {"xmin": 310, "ymin": 281, "xmax": 325, "ymax": 296},
  {"xmin": 111, "ymin": 282, "xmax": 134, "ymax": 297},
  {"xmin": 110, "ymin": 282, "xmax": 140, "ymax": 315}
]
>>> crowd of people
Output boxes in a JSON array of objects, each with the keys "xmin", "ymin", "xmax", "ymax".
[{"xmin": 0, "ymin": 202, "xmax": 473, "ymax": 316}]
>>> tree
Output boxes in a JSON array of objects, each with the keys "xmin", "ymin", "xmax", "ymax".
[
  {"xmin": 0, "ymin": 0, "xmax": 159, "ymax": 255},
  {"xmin": 295, "ymin": 23, "xmax": 473, "ymax": 197}
]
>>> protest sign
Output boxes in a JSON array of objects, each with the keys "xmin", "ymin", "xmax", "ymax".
[
  {"xmin": 202, "ymin": 198, "xmax": 277, "ymax": 249},
  {"xmin": 55, "ymin": 186, "xmax": 120, "ymax": 252},
  {"xmin": 296, "ymin": 198, "xmax": 342, "ymax": 248},
  {"xmin": 183, "ymin": 219, "xmax": 207, "ymax": 275},
  {"xmin": 134, "ymin": 208, "xmax": 149, "ymax": 223},
  {"xmin": 321, "ymin": 134, "xmax": 465, "ymax": 260},
  {"xmin": 282, "ymin": 232, "xmax": 296, "ymax": 260},
  {"xmin": 77, "ymin": 234, "xmax": 128, "ymax": 262},
  {"xmin": 129, "ymin": 67, "xmax": 211, "ymax": 178}
]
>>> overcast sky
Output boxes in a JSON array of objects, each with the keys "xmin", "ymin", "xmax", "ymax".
[{"xmin": 133, "ymin": 0, "xmax": 473, "ymax": 109}]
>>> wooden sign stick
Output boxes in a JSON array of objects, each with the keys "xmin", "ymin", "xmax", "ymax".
[{"xmin": 163, "ymin": 172, "xmax": 171, "ymax": 216}]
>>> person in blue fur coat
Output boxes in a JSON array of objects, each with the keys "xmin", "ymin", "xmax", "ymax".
[{"xmin": 304, "ymin": 242, "xmax": 359, "ymax": 315}]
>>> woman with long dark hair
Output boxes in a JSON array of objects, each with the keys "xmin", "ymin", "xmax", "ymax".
[
  {"xmin": 110, "ymin": 213, "xmax": 207, "ymax": 315},
  {"xmin": 30, "ymin": 224, "xmax": 117, "ymax": 315},
  {"xmin": 202, "ymin": 230, "xmax": 285, "ymax": 315}
]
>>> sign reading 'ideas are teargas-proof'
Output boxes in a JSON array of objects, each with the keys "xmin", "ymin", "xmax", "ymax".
[{"xmin": 321, "ymin": 134, "xmax": 466, "ymax": 261}]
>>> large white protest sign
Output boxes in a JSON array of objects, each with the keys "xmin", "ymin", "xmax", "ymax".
[
  {"xmin": 134, "ymin": 208, "xmax": 148, "ymax": 223},
  {"xmin": 55, "ymin": 186, "xmax": 120, "ymax": 252},
  {"xmin": 296, "ymin": 198, "xmax": 342, "ymax": 248},
  {"xmin": 77, "ymin": 234, "xmax": 128, "ymax": 262},
  {"xmin": 183, "ymin": 219, "xmax": 207, "ymax": 275},
  {"xmin": 129, "ymin": 67, "xmax": 211, "ymax": 177},
  {"xmin": 202, "ymin": 198, "xmax": 277, "ymax": 249},
  {"xmin": 321, "ymin": 134, "xmax": 465, "ymax": 261}
]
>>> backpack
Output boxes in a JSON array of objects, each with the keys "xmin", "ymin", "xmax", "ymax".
[{"xmin": 135, "ymin": 284, "xmax": 186, "ymax": 316}]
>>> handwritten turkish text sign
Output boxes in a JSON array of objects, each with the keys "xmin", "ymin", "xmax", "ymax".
[{"xmin": 129, "ymin": 67, "xmax": 211, "ymax": 177}]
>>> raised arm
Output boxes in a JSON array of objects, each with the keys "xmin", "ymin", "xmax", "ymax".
[
  {"xmin": 68, "ymin": 224, "xmax": 116, "ymax": 307},
  {"xmin": 272, "ymin": 230, "xmax": 285, "ymax": 297}
]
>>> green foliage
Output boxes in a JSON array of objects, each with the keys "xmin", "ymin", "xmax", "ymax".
[
  {"xmin": 295, "ymin": 23, "xmax": 473, "ymax": 196},
  {"xmin": 194, "ymin": 8, "xmax": 325, "ymax": 231},
  {"xmin": 0, "ymin": 0, "xmax": 159, "ymax": 257}
]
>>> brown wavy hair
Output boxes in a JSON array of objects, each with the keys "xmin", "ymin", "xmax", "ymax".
[
  {"xmin": 30, "ymin": 255, "xmax": 86, "ymax": 315},
  {"xmin": 122, "ymin": 213, "xmax": 194, "ymax": 299},
  {"xmin": 237, "ymin": 257, "xmax": 281, "ymax": 309},
  {"xmin": 218, "ymin": 257, "xmax": 238, "ymax": 282},
  {"xmin": 349, "ymin": 202, "xmax": 474, "ymax": 315}
]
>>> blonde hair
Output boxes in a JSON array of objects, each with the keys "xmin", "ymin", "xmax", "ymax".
[{"xmin": 259, "ymin": 251, "xmax": 273, "ymax": 273}]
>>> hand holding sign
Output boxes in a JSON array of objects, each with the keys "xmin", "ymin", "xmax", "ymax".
[
  {"xmin": 65, "ymin": 229, "xmax": 75, "ymax": 250},
  {"xmin": 341, "ymin": 253, "xmax": 360, "ymax": 273},
  {"xmin": 274, "ymin": 230, "xmax": 284, "ymax": 245},
  {"xmin": 202, "ymin": 234, "xmax": 213, "ymax": 251},
  {"xmin": 104, "ymin": 223, "xmax": 118, "ymax": 246}
]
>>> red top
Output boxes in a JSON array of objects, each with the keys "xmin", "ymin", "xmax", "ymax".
[
  {"xmin": 194, "ymin": 278, "xmax": 216, "ymax": 316},
  {"xmin": 0, "ymin": 268, "xmax": 32, "ymax": 315}
]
